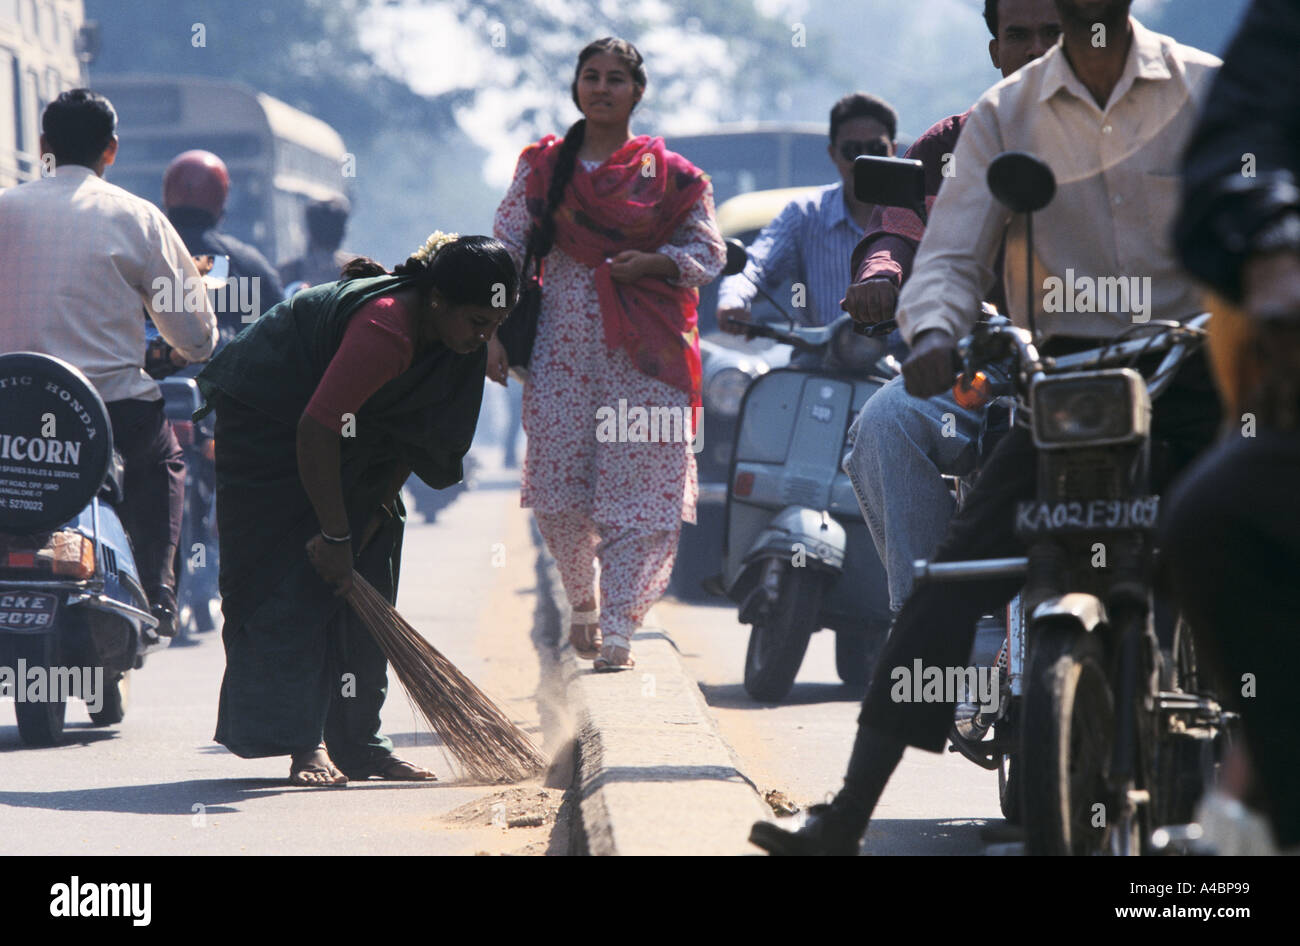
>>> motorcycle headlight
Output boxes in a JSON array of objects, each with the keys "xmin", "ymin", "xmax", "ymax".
[
  {"xmin": 830, "ymin": 321, "xmax": 884, "ymax": 374},
  {"xmin": 1031, "ymin": 369, "xmax": 1149, "ymax": 449},
  {"xmin": 705, "ymin": 367, "xmax": 753, "ymax": 417}
]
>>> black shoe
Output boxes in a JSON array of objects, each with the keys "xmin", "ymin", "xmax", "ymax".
[
  {"xmin": 150, "ymin": 602, "xmax": 177, "ymax": 639},
  {"xmin": 748, "ymin": 804, "xmax": 863, "ymax": 856}
]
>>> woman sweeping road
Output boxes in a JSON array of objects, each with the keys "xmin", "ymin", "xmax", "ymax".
[
  {"xmin": 195, "ymin": 233, "xmax": 518, "ymax": 786},
  {"xmin": 491, "ymin": 37, "xmax": 726, "ymax": 671}
]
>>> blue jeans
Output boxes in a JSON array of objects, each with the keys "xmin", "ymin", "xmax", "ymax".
[{"xmin": 842, "ymin": 375, "xmax": 983, "ymax": 612}]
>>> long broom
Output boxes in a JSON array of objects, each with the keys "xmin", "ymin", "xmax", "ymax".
[{"xmin": 345, "ymin": 570, "xmax": 547, "ymax": 783}]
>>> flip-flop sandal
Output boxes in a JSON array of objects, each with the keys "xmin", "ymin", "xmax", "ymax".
[
  {"xmin": 289, "ymin": 747, "xmax": 349, "ymax": 787},
  {"xmin": 593, "ymin": 634, "xmax": 635, "ymax": 672},
  {"xmin": 371, "ymin": 756, "xmax": 438, "ymax": 781},
  {"xmin": 568, "ymin": 607, "xmax": 602, "ymax": 660}
]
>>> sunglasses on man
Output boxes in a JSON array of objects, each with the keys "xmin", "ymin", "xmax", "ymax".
[{"xmin": 838, "ymin": 138, "xmax": 892, "ymax": 163}]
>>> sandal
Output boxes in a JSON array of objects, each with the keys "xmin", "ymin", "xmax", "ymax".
[
  {"xmin": 569, "ymin": 606, "xmax": 602, "ymax": 660},
  {"xmin": 593, "ymin": 633, "xmax": 635, "ymax": 672},
  {"xmin": 289, "ymin": 746, "xmax": 349, "ymax": 787},
  {"xmin": 346, "ymin": 755, "xmax": 438, "ymax": 781}
]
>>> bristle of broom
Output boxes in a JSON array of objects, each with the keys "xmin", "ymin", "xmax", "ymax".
[{"xmin": 345, "ymin": 571, "xmax": 547, "ymax": 783}]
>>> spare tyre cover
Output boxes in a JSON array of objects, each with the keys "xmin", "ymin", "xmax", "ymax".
[{"xmin": 0, "ymin": 352, "xmax": 113, "ymax": 534}]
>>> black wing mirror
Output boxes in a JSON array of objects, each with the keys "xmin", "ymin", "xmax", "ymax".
[
  {"xmin": 722, "ymin": 238, "xmax": 749, "ymax": 276},
  {"xmin": 986, "ymin": 151, "xmax": 1056, "ymax": 214},
  {"xmin": 853, "ymin": 155, "xmax": 926, "ymax": 222},
  {"xmin": 986, "ymin": 151, "xmax": 1056, "ymax": 341}
]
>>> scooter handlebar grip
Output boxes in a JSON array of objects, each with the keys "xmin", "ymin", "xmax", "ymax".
[{"xmin": 853, "ymin": 318, "xmax": 897, "ymax": 337}]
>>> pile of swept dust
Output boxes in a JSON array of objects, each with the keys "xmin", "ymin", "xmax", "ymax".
[{"xmin": 442, "ymin": 786, "xmax": 562, "ymax": 830}]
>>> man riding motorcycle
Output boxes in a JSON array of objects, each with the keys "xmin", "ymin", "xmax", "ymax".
[
  {"xmin": 0, "ymin": 90, "xmax": 218, "ymax": 638},
  {"xmin": 163, "ymin": 149, "xmax": 284, "ymax": 337},
  {"xmin": 751, "ymin": 0, "xmax": 1222, "ymax": 855},
  {"xmin": 278, "ymin": 195, "xmax": 357, "ymax": 289},
  {"xmin": 839, "ymin": 0, "xmax": 1060, "ymax": 615},
  {"xmin": 1166, "ymin": 0, "xmax": 1300, "ymax": 853}
]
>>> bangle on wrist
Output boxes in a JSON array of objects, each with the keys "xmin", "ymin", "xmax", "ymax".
[{"xmin": 319, "ymin": 529, "xmax": 351, "ymax": 545}]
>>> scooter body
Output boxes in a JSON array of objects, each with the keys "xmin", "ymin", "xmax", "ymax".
[
  {"xmin": 719, "ymin": 316, "xmax": 894, "ymax": 701},
  {"xmin": 0, "ymin": 353, "xmax": 162, "ymax": 745}
]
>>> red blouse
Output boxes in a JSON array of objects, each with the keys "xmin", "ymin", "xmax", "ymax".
[{"xmin": 303, "ymin": 295, "xmax": 417, "ymax": 432}]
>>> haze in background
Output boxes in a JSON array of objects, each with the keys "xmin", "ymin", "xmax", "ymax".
[{"xmin": 87, "ymin": 0, "xmax": 1250, "ymax": 268}]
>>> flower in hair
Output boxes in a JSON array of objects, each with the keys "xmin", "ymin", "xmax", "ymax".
[{"xmin": 411, "ymin": 230, "xmax": 460, "ymax": 264}]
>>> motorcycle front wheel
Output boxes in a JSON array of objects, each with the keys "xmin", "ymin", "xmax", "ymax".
[
  {"xmin": 88, "ymin": 670, "xmax": 130, "ymax": 726},
  {"xmin": 743, "ymin": 570, "xmax": 825, "ymax": 703},
  {"xmin": 1021, "ymin": 624, "xmax": 1114, "ymax": 855}
]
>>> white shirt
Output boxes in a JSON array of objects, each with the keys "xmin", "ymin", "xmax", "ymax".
[
  {"xmin": 897, "ymin": 18, "xmax": 1221, "ymax": 344},
  {"xmin": 0, "ymin": 164, "xmax": 218, "ymax": 402}
]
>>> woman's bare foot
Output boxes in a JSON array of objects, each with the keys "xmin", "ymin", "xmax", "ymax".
[{"xmin": 289, "ymin": 746, "xmax": 349, "ymax": 786}]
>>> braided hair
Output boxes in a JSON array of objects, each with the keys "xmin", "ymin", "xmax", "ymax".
[
  {"xmin": 340, "ymin": 233, "xmax": 519, "ymax": 310},
  {"xmin": 531, "ymin": 37, "xmax": 647, "ymax": 259}
]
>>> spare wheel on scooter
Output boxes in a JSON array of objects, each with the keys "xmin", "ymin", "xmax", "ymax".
[{"xmin": 0, "ymin": 352, "xmax": 113, "ymax": 535}]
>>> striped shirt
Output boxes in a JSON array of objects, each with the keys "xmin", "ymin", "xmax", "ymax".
[{"xmin": 717, "ymin": 182, "xmax": 865, "ymax": 327}]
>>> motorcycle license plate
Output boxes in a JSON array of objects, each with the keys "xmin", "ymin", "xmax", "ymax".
[
  {"xmin": 0, "ymin": 592, "xmax": 58, "ymax": 632},
  {"xmin": 1015, "ymin": 496, "xmax": 1160, "ymax": 535}
]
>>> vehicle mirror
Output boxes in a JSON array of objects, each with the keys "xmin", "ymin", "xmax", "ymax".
[
  {"xmin": 986, "ymin": 152, "xmax": 1055, "ymax": 213},
  {"xmin": 853, "ymin": 155, "xmax": 925, "ymax": 210},
  {"xmin": 194, "ymin": 254, "xmax": 230, "ymax": 289},
  {"xmin": 722, "ymin": 239, "xmax": 749, "ymax": 277}
]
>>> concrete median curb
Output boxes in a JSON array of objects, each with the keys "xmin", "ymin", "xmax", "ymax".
[{"xmin": 532, "ymin": 516, "xmax": 771, "ymax": 855}]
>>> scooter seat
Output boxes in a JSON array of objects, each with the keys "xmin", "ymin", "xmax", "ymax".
[{"xmin": 98, "ymin": 449, "xmax": 126, "ymax": 505}]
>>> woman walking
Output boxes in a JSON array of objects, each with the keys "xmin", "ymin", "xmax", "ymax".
[
  {"xmin": 196, "ymin": 233, "xmax": 518, "ymax": 785},
  {"xmin": 491, "ymin": 37, "xmax": 726, "ymax": 670}
]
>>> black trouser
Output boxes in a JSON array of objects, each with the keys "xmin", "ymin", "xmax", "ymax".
[
  {"xmin": 859, "ymin": 352, "xmax": 1222, "ymax": 751},
  {"xmin": 106, "ymin": 398, "xmax": 185, "ymax": 611},
  {"xmin": 1161, "ymin": 428, "xmax": 1300, "ymax": 848}
]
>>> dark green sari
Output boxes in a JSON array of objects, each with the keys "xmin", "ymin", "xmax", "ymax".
[{"xmin": 194, "ymin": 275, "xmax": 485, "ymax": 763}]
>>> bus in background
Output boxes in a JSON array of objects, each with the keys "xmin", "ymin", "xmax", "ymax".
[
  {"xmin": 90, "ymin": 74, "xmax": 349, "ymax": 266},
  {"xmin": 0, "ymin": 0, "xmax": 90, "ymax": 188},
  {"xmin": 663, "ymin": 122, "xmax": 829, "ymax": 207}
]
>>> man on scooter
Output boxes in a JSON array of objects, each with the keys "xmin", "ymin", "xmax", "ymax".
[
  {"xmin": 0, "ymin": 90, "xmax": 218, "ymax": 639},
  {"xmin": 751, "ymin": 0, "xmax": 1222, "ymax": 855},
  {"xmin": 840, "ymin": 0, "xmax": 1060, "ymax": 616},
  {"xmin": 716, "ymin": 93, "xmax": 898, "ymax": 338}
]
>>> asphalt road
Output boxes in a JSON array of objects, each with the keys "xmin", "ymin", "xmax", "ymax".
[
  {"xmin": 656, "ymin": 593, "xmax": 1018, "ymax": 855},
  {"xmin": 0, "ymin": 455, "xmax": 568, "ymax": 856}
]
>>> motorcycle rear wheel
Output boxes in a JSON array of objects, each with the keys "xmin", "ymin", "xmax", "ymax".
[
  {"xmin": 743, "ymin": 571, "xmax": 825, "ymax": 702},
  {"xmin": 1021, "ymin": 625, "xmax": 1114, "ymax": 855},
  {"xmin": 13, "ymin": 634, "xmax": 67, "ymax": 747}
]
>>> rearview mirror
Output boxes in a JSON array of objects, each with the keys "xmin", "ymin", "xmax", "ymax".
[
  {"xmin": 853, "ymin": 155, "xmax": 925, "ymax": 211},
  {"xmin": 722, "ymin": 238, "xmax": 748, "ymax": 277},
  {"xmin": 194, "ymin": 254, "xmax": 230, "ymax": 289},
  {"xmin": 986, "ymin": 152, "xmax": 1055, "ymax": 213}
]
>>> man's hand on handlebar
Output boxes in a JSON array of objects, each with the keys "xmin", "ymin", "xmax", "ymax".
[
  {"xmin": 718, "ymin": 306, "xmax": 750, "ymax": 335},
  {"xmin": 841, "ymin": 276, "xmax": 899, "ymax": 326},
  {"xmin": 902, "ymin": 328, "xmax": 958, "ymax": 398}
]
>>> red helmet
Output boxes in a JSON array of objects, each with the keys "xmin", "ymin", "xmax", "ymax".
[{"xmin": 162, "ymin": 150, "xmax": 229, "ymax": 218}]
